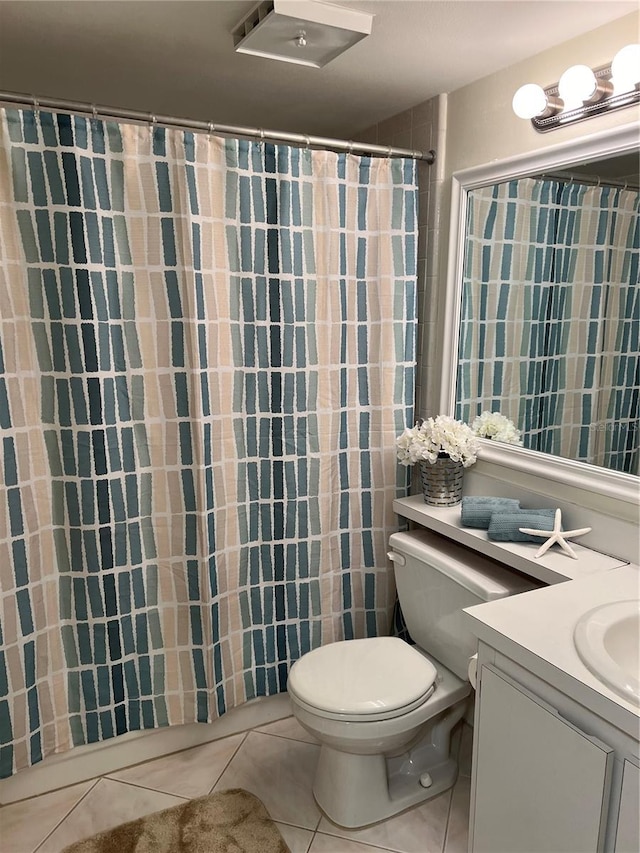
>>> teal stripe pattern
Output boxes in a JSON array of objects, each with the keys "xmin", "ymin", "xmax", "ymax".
[
  {"xmin": 0, "ymin": 109, "xmax": 418, "ymax": 776},
  {"xmin": 457, "ymin": 177, "xmax": 639, "ymax": 474}
]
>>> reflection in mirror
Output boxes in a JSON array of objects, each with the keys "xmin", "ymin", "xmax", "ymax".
[{"xmin": 455, "ymin": 153, "xmax": 639, "ymax": 476}]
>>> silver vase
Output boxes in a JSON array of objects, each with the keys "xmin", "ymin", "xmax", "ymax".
[{"xmin": 419, "ymin": 457, "xmax": 464, "ymax": 506}]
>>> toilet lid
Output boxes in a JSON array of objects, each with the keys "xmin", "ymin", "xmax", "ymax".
[{"xmin": 288, "ymin": 637, "xmax": 438, "ymax": 716}]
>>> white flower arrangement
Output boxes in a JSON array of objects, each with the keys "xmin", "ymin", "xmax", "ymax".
[
  {"xmin": 396, "ymin": 415, "xmax": 480, "ymax": 468},
  {"xmin": 471, "ymin": 411, "xmax": 523, "ymax": 446}
]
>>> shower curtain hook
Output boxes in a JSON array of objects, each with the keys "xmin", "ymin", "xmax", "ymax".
[
  {"xmin": 32, "ymin": 96, "xmax": 40, "ymax": 116},
  {"xmin": 149, "ymin": 113, "xmax": 157, "ymax": 135},
  {"xmin": 207, "ymin": 121, "xmax": 216, "ymax": 139},
  {"xmin": 91, "ymin": 104, "xmax": 98, "ymax": 122},
  {"xmin": 347, "ymin": 140, "xmax": 354, "ymax": 155},
  {"xmin": 304, "ymin": 135, "xmax": 311, "ymax": 150},
  {"xmin": 387, "ymin": 145, "xmax": 392, "ymax": 159}
]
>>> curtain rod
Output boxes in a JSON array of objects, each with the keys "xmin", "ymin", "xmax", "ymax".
[
  {"xmin": 542, "ymin": 170, "xmax": 639, "ymax": 192},
  {"xmin": 0, "ymin": 90, "xmax": 435, "ymax": 164}
]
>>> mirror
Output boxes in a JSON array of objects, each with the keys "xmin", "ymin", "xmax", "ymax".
[
  {"xmin": 457, "ymin": 153, "xmax": 638, "ymax": 475},
  {"xmin": 442, "ymin": 124, "xmax": 639, "ymax": 504}
]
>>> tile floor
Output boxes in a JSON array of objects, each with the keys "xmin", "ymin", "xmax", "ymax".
[{"xmin": 0, "ymin": 715, "xmax": 473, "ymax": 853}]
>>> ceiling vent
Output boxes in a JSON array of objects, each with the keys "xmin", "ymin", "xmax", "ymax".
[{"xmin": 232, "ymin": 0, "xmax": 374, "ymax": 68}]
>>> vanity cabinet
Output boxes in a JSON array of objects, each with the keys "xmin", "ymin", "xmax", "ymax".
[
  {"xmin": 470, "ymin": 654, "xmax": 640, "ymax": 853},
  {"xmin": 613, "ymin": 759, "xmax": 640, "ymax": 852},
  {"xmin": 471, "ymin": 666, "xmax": 613, "ymax": 852}
]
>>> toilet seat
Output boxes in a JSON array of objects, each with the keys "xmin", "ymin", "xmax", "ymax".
[{"xmin": 288, "ymin": 636, "xmax": 438, "ymax": 722}]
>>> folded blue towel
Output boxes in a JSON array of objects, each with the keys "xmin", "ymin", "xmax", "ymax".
[
  {"xmin": 487, "ymin": 509, "xmax": 557, "ymax": 543},
  {"xmin": 461, "ymin": 496, "xmax": 521, "ymax": 529}
]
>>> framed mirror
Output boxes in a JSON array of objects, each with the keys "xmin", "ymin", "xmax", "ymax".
[{"xmin": 441, "ymin": 123, "xmax": 639, "ymax": 506}]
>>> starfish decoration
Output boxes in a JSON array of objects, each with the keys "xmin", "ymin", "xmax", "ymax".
[{"xmin": 519, "ymin": 508, "xmax": 592, "ymax": 560}]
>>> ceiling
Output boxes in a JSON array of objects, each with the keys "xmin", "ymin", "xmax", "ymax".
[
  {"xmin": 573, "ymin": 152, "xmax": 639, "ymax": 185},
  {"xmin": 0, "ymin": 1, "xmax": 636, "ymax": 137}
]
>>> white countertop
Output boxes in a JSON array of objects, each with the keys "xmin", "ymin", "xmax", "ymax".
[
  {"xmin": 393, "ymin": 496, "xmax": 639, "ymax": 739},
  {"xmin": 393, "ymin": 496, "xmax": 628, "ymax": 584},
  {"xmin": 462, "ymin": 564, "xmax": 640, "ymax": 738}
]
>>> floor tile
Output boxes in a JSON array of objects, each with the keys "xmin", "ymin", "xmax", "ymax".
[
  {"xmin": 443, "ymin": 775, "xmax": 471, "ymax": 853},
  {"xmin": 106, "ymin": 731, "xmax": 245, "ymax": 798},
  {"xmin": 318, "ymin": 788, "xmax": 452, "ymax": 853},
  {"xmin": 276, "ymin": 822, "xmax": 315, "ymax": 853},
  {"xmin": 256, "ymin": 714, "xmax": 319, "ymax": 744},
  {"xmin": 36, "ymin": 778, "xmax": 185, "ymax": 853},
  {"xmin": 0, "ymin": 780, "xmax": 96, "ymax": 853},
  {"xmin": 310, "ymin": 833, "xmax": 397, "ymax": 853},
  {"xmin": 2, "ymin": 719, "xmax": 471, "ymax": 853},
  {"xmin": 213, "ymin": 731, "xmax": 321, "ymax": 830}
]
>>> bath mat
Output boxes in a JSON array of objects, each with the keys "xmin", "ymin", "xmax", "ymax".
[{"xmin": 61, "ymin": 788, "xmax": 291, "ymax": 853}]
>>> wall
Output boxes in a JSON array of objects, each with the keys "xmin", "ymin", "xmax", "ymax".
[
  {"xmin": 361, "ymin": 15, "xmax": 640, "ymax": 561},
  {"xmin": 435, "ymin": 12, "xmax": 640, "ymax": 412},
  {"xmin": 358, "ymin": 13, "xmax": 639, "ymax": 425},
  {"xmin": 436, "ymin": 12, "xmax": 640, "ymax": 563},
  {"xmin": 445, "ymin": 13, "xmax": 639, "ymax": 175},
  {"xmin": 355, "ymin": 95, "xmax": 447, "ymax": 419}
]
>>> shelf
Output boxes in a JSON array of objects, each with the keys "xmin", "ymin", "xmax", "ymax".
[{"xmin": 393, "ymin": 496, "xmax": 628, "ymax": 585}]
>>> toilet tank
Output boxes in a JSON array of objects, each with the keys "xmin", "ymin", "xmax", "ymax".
[{"xmin": 389, "ymin": 529, "xmax": 539, "ymax": 681}]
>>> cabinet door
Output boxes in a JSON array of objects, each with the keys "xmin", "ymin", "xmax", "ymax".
[
  {"xmin": 614, "ymin": 759, "xmax": 640, "ymax": 853},
  {"xmin": 471, "ymin": 666, "xmax": 614, "ymax": 853}
]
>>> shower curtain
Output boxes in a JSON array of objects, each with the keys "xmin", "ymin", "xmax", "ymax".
[
  {"xmin": 0, "ymin": 108, "xmax": 418, "ymax": 777},
  {"xmin": 457, "ymin": 176, "xmax": 639, "ymax": 474}
]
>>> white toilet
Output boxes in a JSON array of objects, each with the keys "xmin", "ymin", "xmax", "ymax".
[{"xmin": 288, "ymin": 529, "xmax": 537, "ymax": 828}]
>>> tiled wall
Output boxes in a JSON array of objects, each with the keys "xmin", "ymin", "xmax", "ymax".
[{"xmin": 356, "ymin": 95, "xmax": 448, "ymax": 419}]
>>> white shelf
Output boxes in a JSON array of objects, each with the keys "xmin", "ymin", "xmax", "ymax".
[{"xmin": 393, "ymin": 496, "xmax": 629, "ymax": 585}]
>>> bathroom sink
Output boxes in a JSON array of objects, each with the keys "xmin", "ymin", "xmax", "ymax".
[{"xmin": 574, "ymin": 600, "xmax": 640, "ymax": 706}]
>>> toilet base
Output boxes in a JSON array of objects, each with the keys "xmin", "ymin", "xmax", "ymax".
[{"xmin": 313, "ymin": 701, "xmax": 467, "ymax": 828}]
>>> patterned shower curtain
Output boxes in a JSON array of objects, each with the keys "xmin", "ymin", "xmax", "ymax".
[
  {"xmin": 457, "ymin": 176, "xmax": 639, "ymax": 474},
  {"xmin": 0, "ymin": 109, "xmax": 418, "ymax": 777}
]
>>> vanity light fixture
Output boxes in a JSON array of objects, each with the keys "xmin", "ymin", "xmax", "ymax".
[
  {"xmin": 512, "ymin": 43, "xmax": 640, "ymax": 132},
  {"xmin": 557, "ymin": 64, "xmax": 612, "ymax": 110}
]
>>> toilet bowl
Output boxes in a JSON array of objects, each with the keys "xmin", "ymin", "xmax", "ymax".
[
  {"xmin": 288, "ymin": 529, "xmax": 538, "ymax": 828},
  {"xmin": 289, "ymin": 636, "xmax": 470, "ymax": 827}
]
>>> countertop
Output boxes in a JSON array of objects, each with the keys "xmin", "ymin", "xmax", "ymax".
[
  {"xmin": 462, "ymin": 564, "xmax": 640, "ymax": 739},
  {"xmin": 392, "ymin": 497, "xmax": 639, "ymax": 739},
  {"xmin": 393, "ymin": 496, "xmax": 629, "ymax": 584}
]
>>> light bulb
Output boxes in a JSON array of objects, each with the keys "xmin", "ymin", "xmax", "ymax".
[
  {"xmin": 611, "ymin": 43, "xmax": 640, "ymax": 94},
  {"xmin": 558, "ymin": 65, "xmax": 598, "ymax": 109},
  {"xmin": 512, "ymin": 84, "xmax": 548, "ymax": 119}
]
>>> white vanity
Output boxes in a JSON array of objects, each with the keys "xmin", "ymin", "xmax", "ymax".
[{"xmin": 394, "ymin": 497, "xmax": 640, "ymax": 853}]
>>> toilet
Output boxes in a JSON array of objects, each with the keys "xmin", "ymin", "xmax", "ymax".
[{"xmin": 288, "ymin": 529, "xmax": 537, "ymax": 828}]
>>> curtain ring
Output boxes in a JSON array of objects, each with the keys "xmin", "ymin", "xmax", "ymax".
[
  {"xmin": 91, "ymin": 104, "xmax": 98, "ymax": 121},
  {"xmin": 347, "ymin": 140, "xmax": 354, "ymax": 155},
  {"xmin": 149, "ymin": 113, "xmax": 157, "ymax": 134},
  {"xmin": 304, "ymin": 135, "xmax": 311, "ymax": 150},
  {"xmin": 207, "ymin": 121, "xmax": 216, "ymax": 139},
  {"xmin": 387, "ymin": 145, "xmax": 392, "ymax": 159},
  {"xmin": 32, "ymin": 95, "xmax": 40, "ymax": 116}
]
